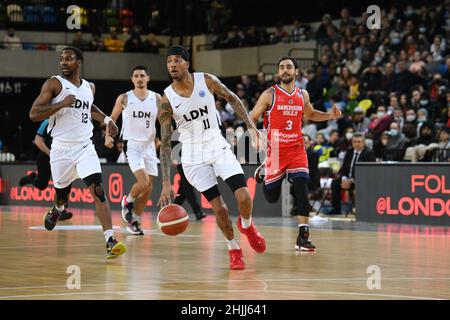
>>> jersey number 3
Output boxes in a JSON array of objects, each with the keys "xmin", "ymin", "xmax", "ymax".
[{"xmin": 286, "ymin": 120, "xmax": 293, "ymax": 130}]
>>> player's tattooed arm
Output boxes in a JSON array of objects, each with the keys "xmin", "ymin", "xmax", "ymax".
[
  {"xmin": 110, "ymin": 93, "xmax": 127, "ymax": 122},
  {"xmin": 157, "ymin": 94, "xmax": 175, "ymax": 206},
  {"xmin": 29, "ymin": 78, "xmax": 74, "ymax": 122},
  {"xmin": 302, "ymin": 89, "xmax": 341, "ymax": 122},
  {"xmin": 204, "ymin": 73, "xmax": 257, "ymax": 131},
  {"xmin": 158, "ymin": 95, "xmax": 173, "ymax": 183}
]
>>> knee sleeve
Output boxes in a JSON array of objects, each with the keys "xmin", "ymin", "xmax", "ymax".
[
  {"xmin": 83, "ymin": 173, "xmax": 106, "ymax": 202},
  {"xmin": 55, "ymin": 184, "xmax": 71, "ymax": 204},
  {"xmin": 224, "ymin": 174, "xmax": 247, "ymax": 193},
  {"xmin": 202, "ymin": 185, "xmax": 221, "ymax": 202},
  {"xmin": 94, "ymin": 183, "xmax": 106, "ymax": 202},
  {"xmin": 292, "ymin": 178, "xmax": 310, "ymax": 217},
  {"xmin": 263, "ymin": 183, "xmax": 282, "ymax": 203}
]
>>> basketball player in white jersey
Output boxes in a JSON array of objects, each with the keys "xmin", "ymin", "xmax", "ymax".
[
  {"xmin": 105, "ymin": 66, "xmax": 159, "ymax": 235},
  {"xmin": 29, "ymin": 47, "xmax": 126, "ymax": 259},
  {"xmin": 157, "ymin": 45, "xmax": 267, "ymax": 270}
]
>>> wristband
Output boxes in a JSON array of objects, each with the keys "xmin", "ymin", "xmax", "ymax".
[{"xmin": 103, "ymin": 116, "xmax": 112, "ymax": 125}]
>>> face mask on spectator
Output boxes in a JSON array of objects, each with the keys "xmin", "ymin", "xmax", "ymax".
[
  {"xmin": 394, "ymin": 116, "xmax": 403, "ymax": 122},
  {"xmin": 419, "ymin": 27, "xmax": 427, "ymax": 33},
  {"xmin": 406, "ymin": 115, "xmax": 416, "ymax": 122},
  {"xmin": 374, "ymin": 56, "xmax": 382, "ymax": 63},
  {"xmin": 345, "ymin": 132, "xmax": 353, "ymax": 140},
  {"xmin": 389, "ymin": 129, "xmax": 398, "ymax": 136},
  {"xmin": 392, "ymin": 38, "xmax": 401, "ymax": 45},
  {"xmin": 377, "ymin": 111, "xmax": 385, "ymax": 119},
  {"xmin": 419, "ymin": 100, "xmax": 429, "ymax": 107},
  {"xmin": 417, "ymin": 116, "xmax": 427, "ymax": 122}
]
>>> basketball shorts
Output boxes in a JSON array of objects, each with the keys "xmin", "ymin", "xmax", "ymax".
[
  {"xmin": 50, "ymin": 140, "xmax": 101, "ymax": 189},
  {"xmin": 124, "ymin": 140, "xmax": 158, "ymax": 176},
  {"xmin": 182, "ymin": 146, "xmax": 244, "ymax": 192},
  {"xmin": 264, "ymin": 143, "xmax": 309, "ymax": 190}
]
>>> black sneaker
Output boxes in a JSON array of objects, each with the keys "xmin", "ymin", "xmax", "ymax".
[
  {"xmin": 126, "ymin": 220, "xmax": 144, "ymax": 235},
  {"xmin": 106, "ymin": 236, "xmax": 126, "ymax": 259},
  {"xmin": 195, "ymin": 211, "xmax": 207, "ymax": 221},
  {"xmin": 60, "ymin": 210, "xmax": 73, "ymax": 221},
  {"xmin": 254, "ymin": 162, "xmax": 265, "ymax": 184},
  {"xmin": 121, "ymin": 195, "xmax": 135, "ymax": 223},
  {"xmin": 19, "ymin": 172, "xmax": 36, "ymax": 186},
  {"xmin": 294, "ymin": 235, "xmax": 316, "ymax": 252},
  {"xmin": 44, "ymin": 206, "xmax": 62, "ymax": 231}
]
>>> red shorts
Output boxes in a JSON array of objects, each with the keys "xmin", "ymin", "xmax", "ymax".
[{"xmin": 264, "ymin": 142, "xmax": 309, "ymax": 188}]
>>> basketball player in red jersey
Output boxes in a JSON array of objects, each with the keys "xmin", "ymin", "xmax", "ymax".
[{"xmin": 251, "ymin": 57, "xmax": 341, "ymax": 251}]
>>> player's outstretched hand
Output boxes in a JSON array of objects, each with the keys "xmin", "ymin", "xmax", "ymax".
[
  {"xmin": 108, "ymin": 120, "xmax": 119, "ymax": 137},
  {"xmin": 157, "ymin": 182, "xmax": 175, "ymax": 207},
  {"xmin": 104, "ymin": 135, "xmax": 114, "ymax": 149},
  {"xmin": 330, "ymin": 104, "xmax": 342, "ymax": 119},
  {"xmin": 249, "ymin": 128, "xmax": 267, "ymax": 152}
]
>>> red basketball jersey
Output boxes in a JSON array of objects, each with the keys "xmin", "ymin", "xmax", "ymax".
[{"xmin": 264, "ymin": 84, "xmax": 305, "ymax": 148}]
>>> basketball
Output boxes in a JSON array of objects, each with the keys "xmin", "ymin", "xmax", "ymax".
[{"xmin": 156, "ymin": 204, "xmax": 189, "ymax": 236}]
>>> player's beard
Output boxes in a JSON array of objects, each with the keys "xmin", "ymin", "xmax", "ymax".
[{"xmin": 280, "ymin": 75, "xmax": 295, "ymax": 84}]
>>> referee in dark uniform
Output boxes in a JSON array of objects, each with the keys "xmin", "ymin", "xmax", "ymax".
[{"xmin": 19, "ymin": 119, "xmax": 72, "ymax": 220}]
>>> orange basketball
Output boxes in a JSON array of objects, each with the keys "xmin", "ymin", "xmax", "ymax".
[{"xmin": 157, "ymin": 204, "xmax": 189, "ymax": 236}]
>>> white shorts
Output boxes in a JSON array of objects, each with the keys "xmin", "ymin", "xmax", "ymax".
[
  {"xmin": 124, "ymin": 140, "xmax": 158, "ymax": 176},
  {"xmin": 50, "ymin": 140, "xmax": 101, "ymax": 189},
  {"xmin": 182, "ymin": 147, "xmax": 244, "ymax": 192}
]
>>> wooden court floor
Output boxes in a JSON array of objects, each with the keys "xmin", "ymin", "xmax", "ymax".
[{"xmin": 0, "ymin": 205, "xmax": 449, "ymax": 300}]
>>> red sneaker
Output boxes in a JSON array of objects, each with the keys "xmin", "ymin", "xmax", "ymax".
[
  {"xmin": 237, "ymin": 216, "xmax": 266, "ymax": 253},
  {"xmin": 229, "ymin": 249, "xmax": 245, "ymax": 270}
]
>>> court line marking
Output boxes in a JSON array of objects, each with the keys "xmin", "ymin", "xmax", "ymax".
[
  {"xmin": 0, "ymin": 289, "xmax": 444, "ymax": 300},
  {"xmin": 0, "ymin": 232, "xmax": 448, "ymax": 250},
  {"xmin": 1, "ymin": 277, "xmax": 449, "ymax": 291}
]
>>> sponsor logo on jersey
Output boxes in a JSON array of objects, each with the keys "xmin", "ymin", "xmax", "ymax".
[
  {"xmin": 132, "ymin": 111, "xmax": 151, "ymax": 118},
  {"xmin": 183, "ymin": 105, "xmax": 208, "ymax": 122},
  {"xmin": 199, "ymin": 90, "xmax": 205, "ymax": 97},
  {"xmin": 70, "ymin": 99, "xmax": 90, "ymax": 109}
]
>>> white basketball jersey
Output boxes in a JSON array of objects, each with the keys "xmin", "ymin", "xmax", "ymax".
[
  {"xmin": 164, "ymin": 72, "xmax": 222, "ymax": 145},
  {"xmin": 48, "ymin": 75, "xmax": 94, "ymax": 145},
  {"xmin": 121, "ymin": 90, "xmax": 158, "ymax": 143}
]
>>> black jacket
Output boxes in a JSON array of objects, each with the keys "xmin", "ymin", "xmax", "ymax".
[{"xmin": 338, "ymin": 147, "xmax": 376, "ymax": 178}]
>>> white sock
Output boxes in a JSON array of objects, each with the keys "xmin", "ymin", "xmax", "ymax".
[
  {"xmin": 299, "ymin": 224, "xmax": 309, "ymax": 228},
  {"xmin": 55, "ymin": 204, "xmax": 65, "ymax": 212},
  {"xmin": 126, "ymin": 194, "xmax": 135, "ymax": 203},
  {"xmin": 241, "ymin": 216, "xmax": 252, "ymax": 229},
  {"xmin": 225, "ymin": 238, "xmax": 240, "ymax": 250},
  {"xmin": 104, "ymin": 229, "xmax": 114, "ymax": 242},
  {"xmin": 132, "ymin": 213, "xmax": 141, "ymax": 223}
]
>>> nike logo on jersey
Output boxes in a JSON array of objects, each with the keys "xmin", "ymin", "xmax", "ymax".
[
  {"xmin": 174, "ymin": 104, "xmax": 181, "ymax": 108},
  {"xmin": 82, "ymin": 143, "xmax": 89, "ymax": 148}
]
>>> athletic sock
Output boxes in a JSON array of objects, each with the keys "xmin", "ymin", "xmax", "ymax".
[
  {"xmin": 241, "ymin": 216, "xmax": 252, "ymax": 229},
  {"xmin": 104, "ymin": 229, "xmax": 114, "ymax": 242},
  {"xmin": 126, "ymin": 194, "xmax": 135, "ymax": 203},
  {"xmin": 225, "ymin": 238, "xmax": 240, "ymax": 250},
  {"xmin": 132, "ymin": 213, "xmax": 141, "ymax": 223},
  {"xmin": 55, "ymin": 204, "xmax": 65, "ymax": 212}
]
